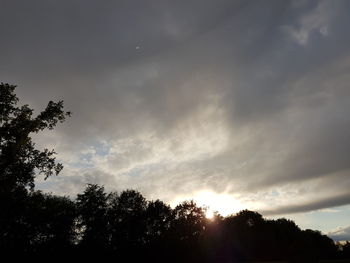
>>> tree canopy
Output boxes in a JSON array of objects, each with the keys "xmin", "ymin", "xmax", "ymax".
[{"xmin": 0, "ymin": 83, "xmax": 70, "ymax": 193}]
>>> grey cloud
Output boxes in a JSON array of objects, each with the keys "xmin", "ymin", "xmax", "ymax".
[
  {"xmin": 0, "ymin": 0, "xmax": 248, "ymax": 75},
  {"xmin": 2, "ymin": 0, "xmax": 350, "ymax": 214},
  {"xmin": 328, "ymin": 226, "xmax": 350, "ymax": 242},
  {"xmin": 260, "ymin": 192, "xmax": 350, "ymax": 216}
]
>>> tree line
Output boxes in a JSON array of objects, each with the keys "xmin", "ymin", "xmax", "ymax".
[{"xmin": 1, "ymin": 83, "xmax": 349, "ymax": 262}]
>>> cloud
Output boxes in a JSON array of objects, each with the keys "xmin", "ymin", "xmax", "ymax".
[
  {"xmin": 1, "ymin": 0, "xmax": 350, "ymax": 215},
  {"xmin": 284, "ymin": 0, "xmax": 333, "ymax": 45},
  {"xmin": 328, "ymin": 225, "xmax": 350, "ymax": 242},
  {"xmin": 259, "ymin": 193, "xmax": 350, "ymax": 216}
]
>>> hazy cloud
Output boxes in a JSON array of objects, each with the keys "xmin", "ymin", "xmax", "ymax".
[
  {"xmin": 1, "ymin": 0, "xmax": 350, "ymax": 216},
  {"xmin": 328, "ymin": 225, "xmax": 350, "ymax": 242}
]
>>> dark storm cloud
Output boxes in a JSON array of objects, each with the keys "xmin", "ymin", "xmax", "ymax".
[{"xmin": 1, "ymin": 0, "xmax": 350, "ymax": 213}]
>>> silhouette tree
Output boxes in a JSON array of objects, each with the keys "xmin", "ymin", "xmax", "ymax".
[
  {"xmin": 143, "ymin": 199, "xmax": 174, "ymax": 261},
  {"xmin": 340, "ymin": 241, "xmax": 350, "ymax": 259},
  {"xmin": 291, "ymin": 229, "xmax": 338, "ymax": 262},
  {"xmin": 220, "ymin": 210, "xmax": 266, "ymax": 262},
  {"xmin": 24, "ymin": 191, "xmax": 76, "ymax": 253},
  {"xmin": 0, "ymin": 83, "xmax": 70, "ymax": 193},
  {"xmin": 201, "ymin": 212, "xmax": 225, "ymax": 262},
  {"xmin": 263, "ymin": 218, "xmax": 301, "ymax": 261},
  {"xmin": 76, "ymin": 184, "xmax": 109, "ymax": 252},
  {"xmin": 168, "ymin": 200, "xmax": 207, "ymax": 261},
  {"xmin": 0, "ymin": 83, "xmax": 70, "ymax": 253},
  {"xmin": 171, "ymin": 200, "xmax": 207, "ymax": 241},
  {"xmin": 108, "ymin": 189, "xmax": 148, "ymax": 257},
  {"xmin": 145, "ymin": 199, "xmax": 173, "ymax": 242}
]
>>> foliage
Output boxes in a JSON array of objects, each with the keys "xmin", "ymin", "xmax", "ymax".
[
  {"xmin": 0, "ymin": 83, "xmax": 70, "ymax": 192},
  {"xmin": 76, "ymin": 184, "xmax": 109, "ymax": 250},
  {"xmin": 0, "ymin": 83, "xmax": 71, "ymax": 254}
]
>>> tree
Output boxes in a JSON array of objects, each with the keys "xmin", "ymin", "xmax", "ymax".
[
  {"xmin": 0, "ymin": 83, "xmax": 71, "ymax": 193},
  {"xmin": 143, "ymin": 200, "xmax": 174, "ymax": 261},
  {"xmin": 0, "ymin": 83, "xmax": 70, "ymax": 252},
  {"xmin": 76, "ymin": 184, "xmax": 109, "ymax": 251},
  {"xmin": 168, "ymin": 200, "xmax": 207, "ymax": 261},
  {"xmin": 171, "ymin": 200, "xmax": 207, "ymax": 241},
  {"xmin": 108, "ymin": 189, "xmax": 148, "ymax": 254},
  {"xmin": 265, "ymin": 218, "xmax": 301, "ymax": 260},
  {"xmin": 24, "ymin": 191, "xmax": 77, "ymax": 253},
  {"xmin": 145, "ymin": 199, "xmax": 173, "ymax": 242},
  {"xmin": 340, "ymin": 241, "xmax": 350, "ymax": 259}
]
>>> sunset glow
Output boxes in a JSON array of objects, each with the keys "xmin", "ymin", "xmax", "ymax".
[{"xmin": 173, "ymin": 190, "xmax": 246, "ymax": 218}]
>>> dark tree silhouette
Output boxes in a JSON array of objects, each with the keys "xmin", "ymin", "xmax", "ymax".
[
  {"xmin": 143, "ymin": 199, "xmax": 174, "ymax": 261},
  {"xmin": 145, "ymin": 199, "xmax": 173, "ymax": 242},
  {"xmin": 167, "ymin": 200, "xmax": 207, "ymax": 262},
  {"xmin": 340, "ymin": 241, "xmax": 350, "ymax": 259},
  {"xmin": 76, "ymin": 184, "xmax": 109, "ymax": 252},
  {"xmin": 0, "ymin": 83, "xmax": 70, "ymax": 253},
  {"xmin": 23, "ymin": 191, "xmax": 76, "ymax": 253},
  {"xmin": 261, "ymin": 218, "xmax": 301, "ymax": 261},
  {"xmin": 0, "ymin": 83, "xmax": 70, "ymax": 193},
  {"xmin": 108, "ymin": 189, "xmax": 148, "ymax": 258}
]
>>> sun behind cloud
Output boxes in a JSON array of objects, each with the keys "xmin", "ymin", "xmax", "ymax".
[{"xmin": 172, "ymin": 190, "xmax": 246, "ymax": 219}]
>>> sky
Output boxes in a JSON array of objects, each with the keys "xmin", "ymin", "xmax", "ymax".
[{"xmin": 1, "ymin": 0, "xmax": 350, "ymax": 241}]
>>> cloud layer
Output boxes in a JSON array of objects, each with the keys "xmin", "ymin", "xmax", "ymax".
[
  {"xmin": 328, "ymin": 225, "xmax": 350, "ymax": 242},
  {"xmin": 1, "ymin": 0, "xmax": 350, "ymax": 217}
]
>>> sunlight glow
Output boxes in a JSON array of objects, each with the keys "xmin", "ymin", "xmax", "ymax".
[
  {"xmin": 172, "ymin": 190, "xmax": 246, "ymax": 218},
  {"xmin": 205, "ymin": 209, "xmax": 215, "ymax": 219}
]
